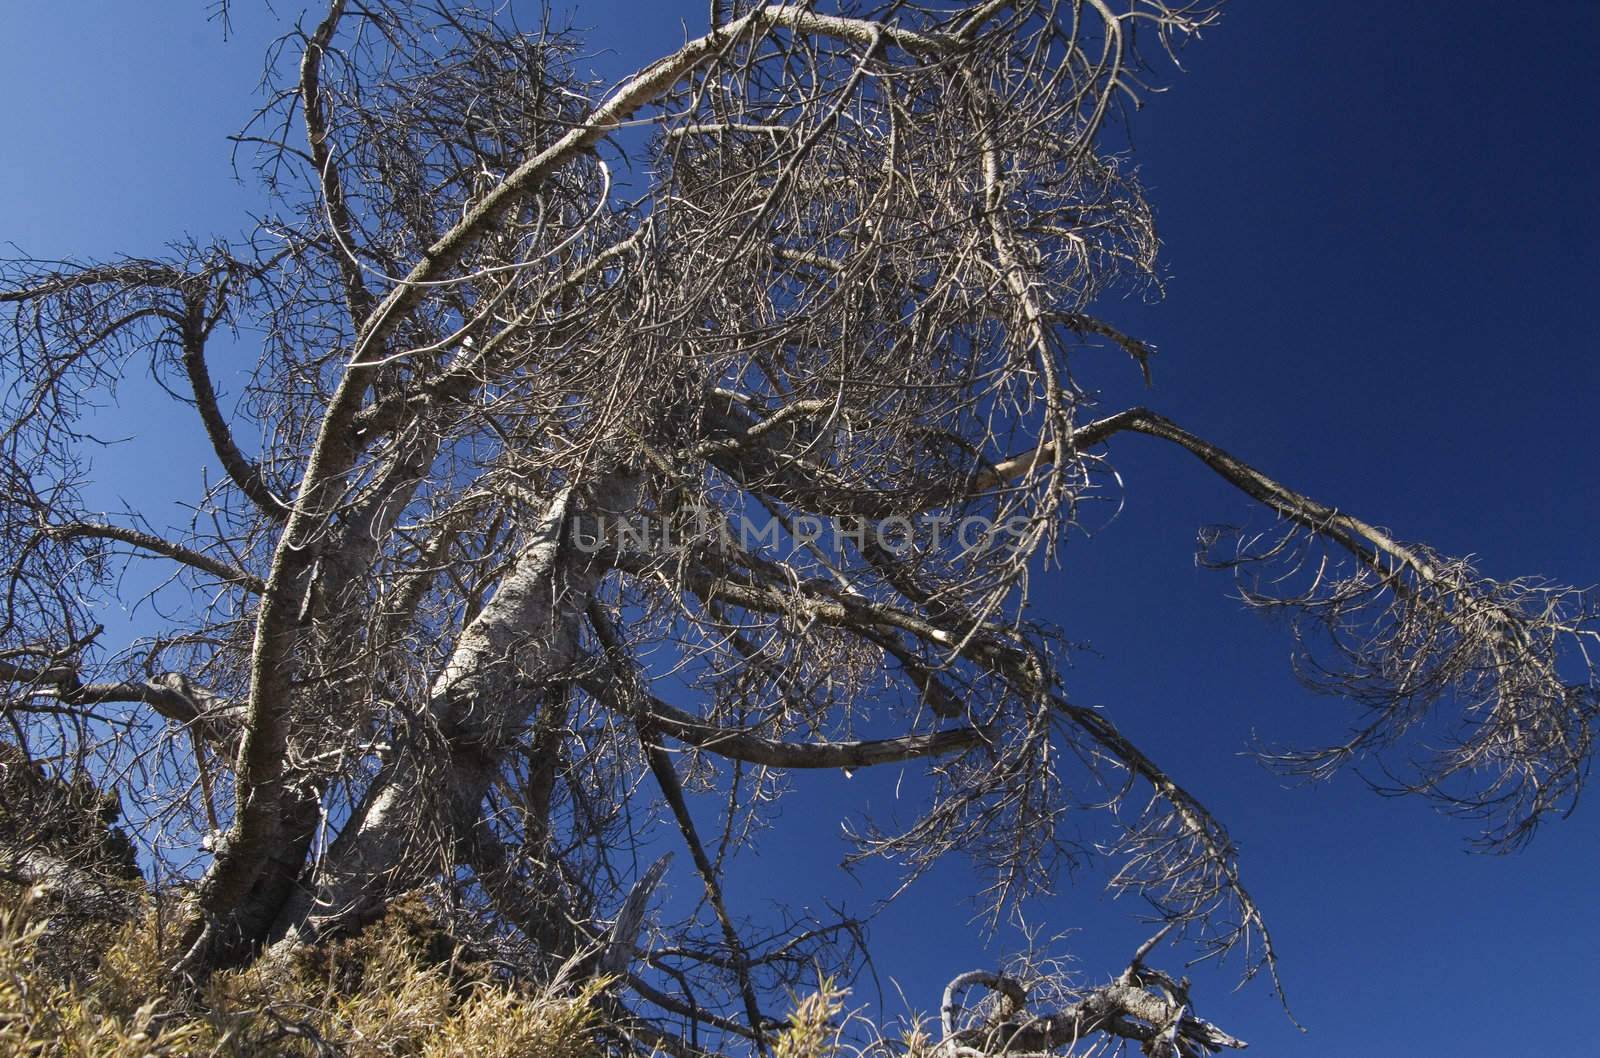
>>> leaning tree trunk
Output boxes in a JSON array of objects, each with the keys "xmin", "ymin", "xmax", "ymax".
[{"xmin": 270, "ymin": 477, "xmax": 630, "ymax": 949}]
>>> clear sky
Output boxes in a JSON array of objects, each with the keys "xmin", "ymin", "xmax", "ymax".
[{"xmin": 3, "ymin": 3, "xmax": 1597, "ymax": 1055}]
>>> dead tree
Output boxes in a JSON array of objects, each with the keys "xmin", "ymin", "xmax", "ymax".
[
  {"xmin": 2, "ymin": 1, "xmax": 1594, "ymax": 1053},
  {"xmin": 941, "ymin": 929, "xmax": 1246, "ymax": 1057}
]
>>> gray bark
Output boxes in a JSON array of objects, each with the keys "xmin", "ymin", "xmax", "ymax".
[{"xmin": 273, "ymin": 477, "xmax": 630, "ymax": 945}]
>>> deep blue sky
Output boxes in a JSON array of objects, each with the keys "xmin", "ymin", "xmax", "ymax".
[{"xmin": 4, "ymin": 3, "xmax": 1597, "ymax": 1055}]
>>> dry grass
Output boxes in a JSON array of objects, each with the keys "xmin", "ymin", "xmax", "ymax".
[{"xmin": 0, "ymin": 887, "xmax": 611, "ymax": 1058}]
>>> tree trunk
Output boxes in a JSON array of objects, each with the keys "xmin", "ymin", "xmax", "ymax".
[{"xmin": 271, "ymin": 478, "xmax": 628, "ymax": 948}]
